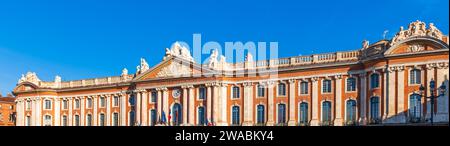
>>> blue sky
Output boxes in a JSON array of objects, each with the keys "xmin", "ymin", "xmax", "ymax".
[{"xmin": 0, "ymin": 0, "xmax": 448, "ymax": 95}]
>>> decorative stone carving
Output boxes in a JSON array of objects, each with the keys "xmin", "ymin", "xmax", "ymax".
[
  {"xmin": 54, "ymin": 75, "xmax": 61, "ymax": 88},
  {"xmin": 407, "ymin": 44, "xmax": 425, "ymax": 53},
  {"xmin": 121, "ymin": 68, "xmax": 131, "ymax": 81},
  {"xmin": 207, "ymin": 49, "xmax": 219, "ymax": 69},
  {"xmin": 156, "ymin": 61, "xmax": 192, "ymax": 78},
  {"xmin": 362, "ymin": 40, "xmax": 369, "ymax": 49},
  {"xmin": 163, "ymin": 42, "xmax": 194, "ymax": 62},
  {"xmin": 390, "ymin": 20, "xmax": 445, "ymax": 46},
  {"xmin": 18, "ymin": 72, "xmax": 41, "ymax": 85},
  {"xmin": 246, "ymin": 53, "xmax": 254, "ymax": 62}
]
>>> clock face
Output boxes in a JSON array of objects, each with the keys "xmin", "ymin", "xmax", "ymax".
[{"xmin": 172, "ymin": 89, "xmax": 181, "ymax": 98}]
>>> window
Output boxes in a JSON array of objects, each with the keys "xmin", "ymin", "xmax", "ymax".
[
  {"xmin": 322, "ymin": 101, "xmax": 332, "ymax": 125},
  {"xmin": 410, "ymin": 69, "xmax": 421, "ymax": 84},
  {"xmin": 129, "ymin": 96, "xmax": 135, "ymax": 106},
  {"xmin": 370, "ymin": 97, "xmax": 380, "ymax": 123},
  {"xmin": 45, "ymin": 100, "xmax": 51, "ymax": 110},
  {"xmin": 113, "ymin": 96, "xmax": 119, "ymax": 107},
  {"xmin": 199, "ymin": 87, "xmax": 206, "ymax": 100},
  {"xmin": 300, "ymin": 81, "xmax": 308, "ymax": 94},
  {"xmin": 257, "ymin": 85, "xmax": 265, "ymax": 97},
  {"xmin": 346, "ymin": 100, "xmax": 357, "ymax": 125},
  {"xmin": 75, "ymin": 99, "xmax": 80, "ymax": 109},
  {"xmin": 100, "ymin": 113, "xmax": 105, "ymax": 126},
  {"xmin": 44, "ymin": 115, "xmax": 51, "ymax": 126},
  {"xmin": 129, "ymin": 111, "xmax": 135, "ymax": 126},
  {"xmin": 278, "ymin": 83, "xmax": 286, "ymax": 96},
  {"xmin": 198, "ymin": 106, "xmax": 205, "ymax": 126},
  {"xmin": 26, "ymin": 116, "xmax": 31, "ymax": 126},
  {"xmin": 277, "ymin": 104, "xmax": 286, "ymax": 125},
  {"xmin": 150, "ymin": 110, "xmax": 157, "ymax": 126},
  {"xmin": 151, "ymin": 91, "xmax": 157, "ymax": 103},
  {"xmin": 75, "ymin": 115, "xmax": 80, "ymax": 126},
  {"xmin": 100, "ymin": 97, "xmax": 106, "ymax": 108},
  {"xmin": 299, "ymin": 102, "xmax": 308, "ymax": 125},
  {"xmin": 346, "ymin": 77, "xmax": 356, "ymax": 92},
  {"xmin": 63, "ymin": 100, "xmax": 68, "ymax": 110},
  {"xmin": 257, "ymin": 105, "xmax": 265, "ymax": 124},
  {"xmin": 27, "ymin": 101, "xmax": 31, "ymax": 110},
  {"xmin": 232, "ymin": 86, "xmax": 240, "ymax": 99},
  {"xmin": 62, "ymin": 116, "xmax": 67, "ymax": 126},
  {"xmin": 322, "ymin": 79, "xmax": 332, "ymax": 93},
  {"xmin": 370, "ymin": 74, "xmax": 380, "ymax": 89},
  {"xmin": 86, "ymin": 114, "xmax": 92, "ymax": 126},
  {"xmin": 87, "ymin": 98, "xmax": 92, "ymax": 108},
  {"xmin": 409, "ymin": 94, "xmax": 422, "ymax": 122},
  {"xmin": 232, "ymin": 106, "xmax": 240, "ymax": 125},
  {"xmin": 9, "ymin": 113, "xmax": 14, "ymax": 122},
  {"xmin": 113, "ymin": 113, "xmax": 119, "ymax": 126},
  {"xmin": 172, "ymin": 103, "xmax": 182, "ymax": 126}
]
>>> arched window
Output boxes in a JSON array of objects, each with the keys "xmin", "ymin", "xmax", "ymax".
[
  {"xmin": 129, "ymin": 111, "xmax": 135, "ymax": 126},
  {"xmin": 150, "ymin": 109, "xmax": 157, "ymax": 126},
  {"xmin": 278, "ymin": 83, "xmax": 286, "ymax": 96},
  {"xmin": 322, "ymin": 101, "xmax": 332, "ymax": 126},
  {"xmin": 346, "ymin": 77, "xmax": 356, "ymax": 92},
  {"xmin": 232, "ymin": 106, "xmax": 240, "ymax": 125},
  {"xmin": 409, "ymin": 94, "xmax": 422, "ymax": 122},
  {"xmin": 198, "ymin": 106, "xmax": 205, "ymax": 125},
  {"xmin": 99, "ymin": 113, "xmax": 105, "ymax": 126},
  {"xmin": 86, "ymin": 114, "xmax": 92, "ymax": 126},
  {"xmin": 232, "ymin": 86, "xmax": 240, "ymax": 99},
  {"xmin": 346, "ymin": 100, "xmax": 357, "ymax": 125},
  {"xmin": 74, "ymin": 115, "xmax": 80, "ymax": 126},
  {"xmin": 256, "ymin": 105, "xmax": 265, "ymax": 125},
  {"xmin": 370, "ymin": 74, "xmax": 380, "ymax": 89},
  {"xmin": 299, "ymin": 102, "xmax": 308, "ymax": 125},
  {"xmin": 44, "ymin": 115, "xmax": 52, "ymax": 126},
  {"xmin": 410, "ymin": 69, "xmax": 421, "ymax": 84},
  {"xmin": 257, "ymin": 85, "xmax": 265, "ymax": 97},
  {"xmin": 370, "ymin": 97, "xmax": 380, "ymax": 123},
  {"xmin": 172, "ymin": 103, "xmax": 182, "ymax": 126},
  {"xmin": 322, "ymin": 79, "xmax": 332, "ymax": 93},
  {"xmin": 277, "ymin": 104, "xmax": 286, "ymax": 125},
  {"xmin": 113, "ymin": 113, "xmax": 119, "ymax": 126},
  {"xmin": 62, "ymin": 115, "xmax": 67, "ymax": 126}
]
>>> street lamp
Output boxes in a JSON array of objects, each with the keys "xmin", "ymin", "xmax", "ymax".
[{"xmin": 419, "ymin": 78, "xmax": 447, "ymax": 125}]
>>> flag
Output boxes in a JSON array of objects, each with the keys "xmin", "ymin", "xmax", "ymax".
[{"xmin": 168, "ymin": 109, "xmax": 172, "ymax": 126}]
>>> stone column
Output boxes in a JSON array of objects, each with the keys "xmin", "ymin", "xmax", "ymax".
[
  {"xmin": 218, "ymin": 83, "xmax": 228, "ymax": 126},
  {"xmin": 243, "ymin": 82, "xmax": 254, "ymax": 126},
  {"xmin": 310, "ymin": 77, "xmax": 319, "ymax": 126},
  {"xmin": 436, "ymin": 62, "xmax": 449, "ymax": 122},
  {"xmin": 80, "ymin": 97, "xmax": 85, "ymax": 126},
  {"xmin": 162, "ymin": 87, "xmax": 169, "ymax": 123},
  {"xmin": 37, "ymin": 97, "xmax": 42, "ymax": 126},
  {"xmin": 397, "ymin": 66, "xmax": 406, "ymax": 123},
  {"xmin": 136, "ymin": 91, "xmax": 141, "ymax": 126},
  {"xmin": 267, "ymin": 81, "xmax": 275, "ymax": 126},
  {"xmin": 206, "ymin": 84, "xmax": 212, "ymax": 122},
  {"xmin": 386, "ymin": 66, "xmax": 397, "ymax": 123},
  {"xmin": 188, "ymin": 85, "xmax": 195, "ymax": 125},
  {"xmin": 383, "ymin": 67, "xmax": 390, "ymax": 120},
  {"xmin": 107, "ymin": 94, "xmax": 112, "ymax": 126},
  {"xmin": 142, "ymin": 91, "xmax": 148, "ymax": 126},
  {"xmin": 359, "ymin": 73, "xmax": 367, "ymax": 125},
  {"xmin": 157, "ymin": 88, "xmax": 162, "ymax": 121},
  {"xmin": 68, "ymin": 98, "xmax": 73, "ymax": 126},
  {"xmin": 425, "ymin": 64, "xmax": 435, "ymax": 120},
  {"xmin": 120, "ymin": 92, "xmax": 127, "ymax": 126},
  {"xmin": 93, "ymin": 95, "xmax": 98, "ymax": 126},
  {"xmin": 55, "ymin": 98, "xmax": 60, "ymax": 126},
  {"xmin": 213, "ymin": 83, "xmax": 220, "ymax": 125},
  {"xmin": 334, "ymin": 75, "xmax": 343, "ymax": 126},
  {"xmin": 288, "ymin": 79, "xmax": 297, "ymax": 126},
  {"xmin": 182, "ymin": 86, "xmax": 188, "ymax": 125}
]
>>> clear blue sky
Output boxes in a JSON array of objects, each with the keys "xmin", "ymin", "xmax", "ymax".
[{"xmin": 0, "ymin": 0, "xmax": 448, "ymax": 95}]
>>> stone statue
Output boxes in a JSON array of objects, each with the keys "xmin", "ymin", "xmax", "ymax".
[
  {"xmin": 427, "ymin": 23, "xmax": 443, "ymax": 39},
  {"xmin": 362, "ymin": 40, "xmax": 369, "ymax": 49},
  {"xmin": 18, "ymin": 72, "xmax": 41, "ymax": 84},
  {"xmin": 246, "ymin": 53, "xmax": 254, "ymax": 62},
  {"xmin": 121, "ymin": 68, "xmax": 128, "ymax": 76},
  {"xmin": 163, "ymin": 42, "xmax": 195, "ymax": 62},
  {"xmin": 136, "ymin": 65, "xmax": 141, "ymax": 74},
  {"xmin": 208, "ymin": 49, "xmax": 219, "ymax": 68},
  {"xmin": 54, "ymin": 75, "xmax": 61, "ymax": 88},
  {"xmin": 140, "ymin": 58, "xmax": 150, "ymax": 73}
]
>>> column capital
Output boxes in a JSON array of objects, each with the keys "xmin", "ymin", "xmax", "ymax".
[
  {"xmin": 243, "ymin": 82, "xmax": 253, "ymax": 87},
  {"xmin": 334, "ymin": 75, "xmax": 343, "ymax": 80},
  {"xmin": 288, "ymin": 79, "xmax": 296, "ymax": 84},
  {"xmin": 311, "ymin": 77, "xmax": 319, "ymax": 82},
  {"xmin": 437, "ymin": 62, "xmax": 449, "ymax": 69}
]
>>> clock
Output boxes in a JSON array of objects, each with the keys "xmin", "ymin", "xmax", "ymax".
[{"xmin": 172, "ymin": 89, "xmax": 181, "ymax": 98}]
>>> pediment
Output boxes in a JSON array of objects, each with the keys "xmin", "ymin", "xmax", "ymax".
[
  {"xmin": 384, "ymin": 37, "xmax": 449, "ymax": 56},
  {"xmin": 13, "ymin": 82, "xmax": 39, "ymax": 92},
  {"xmin": 134, "ymin": 56, "xmax": 216, "ymax": 81}
]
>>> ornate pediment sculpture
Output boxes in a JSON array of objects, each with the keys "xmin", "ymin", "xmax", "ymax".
[
  {"xmin": 390, "ymin": 20, "xmax": 444, "ymax": 46},
  {"xmin": 156, "ymin": 61, "xmax": 192, "ymax": 78},
  {"xmin": 207, "ymin": 49, "xmax": 219, "ymax": 69},
  {"xmin": 407, "ymin": 44, "xmax": 425, "ymax": 53},
  {"xmin": 163, "ymin": 42, "xmax": 195, "ymax": 62},
  {"xmin": 18, "ymin": 72, "xmax": 41, "ymax": 85},
  {"xmin": 136, "ymin": 58, "xmax": 150, "ymax": 74}
]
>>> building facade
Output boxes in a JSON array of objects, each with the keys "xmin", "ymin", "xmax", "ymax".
[
  {"xmin": 0, "ymin": 95, "xmax": 16, "ymax": 126},
  {"xmin": 13, "ymin": 21, "xmax": 449, "ymax": 126}
]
